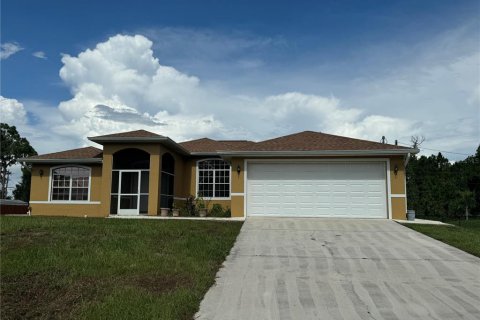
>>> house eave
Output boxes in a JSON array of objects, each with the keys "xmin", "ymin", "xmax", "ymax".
[
  {"xmin": 213, "ymin": 149, "xmax": 419, "ymax": 157},
  {"xmin": 18, "ymin": 158, "xmax": 103, "ymax": 164},
  {"xmin": 87, "ymin": 136, "xmax": 190, "ymax": 155}
]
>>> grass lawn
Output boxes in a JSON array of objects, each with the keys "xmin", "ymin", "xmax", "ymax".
[
  {"xmin": 403, "ymin": 219, "xmax": 480, "ymax": 258},
  {"xmin": 0, "ymin": 217, "xmax": 242, "ymax": 320}
]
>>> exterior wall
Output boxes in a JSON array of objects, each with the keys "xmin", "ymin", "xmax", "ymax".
[
  {"xmin": 231, "ymin": 158, "xmax": 245, "ymax": 217},
  {"xmin": 389, "ymin": 156, "xmax": 407, "ymax": 220},
  {"xmin": 29, "ymin": 164, "xmax": 103, "ymax": 217},
  {"xmin": 185, "ymin": 157, "xmax": 241, "ymax": 215},
  {"xmin": 29, "ymin": 151, "xmax": 409, "ymax": 219},
  {"xmin": 391, "ymin": 197, "xmax": 407, "ymax": 220},
  {"xmin": 100, "ymin": 143, "xmax": 186, "ymax": 216},
  {"xmin": 29, "ymin": 144, "xmax": 187, "ymax": 218}
]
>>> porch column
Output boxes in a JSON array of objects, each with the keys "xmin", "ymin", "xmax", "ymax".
[
  {"xmin": 100, "ymin": 152, "xmax": 113, "ymax": 217},
  {"xmin": 148, "ymin": 153, "xmax": 161, "ymax": 215}
]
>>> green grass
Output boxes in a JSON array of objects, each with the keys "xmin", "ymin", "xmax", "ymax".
[
  {"xmin": 404, "ymin": 219, "xmax": 480, "ymax": 258},
  {"xmin": 0, "ymin": 217, "xmax": 242, "ymax": 320}
]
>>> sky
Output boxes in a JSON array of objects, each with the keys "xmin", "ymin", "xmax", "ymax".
[{"xmin": 1, "ymin": 0, "xmax": 480, "ymax": 188}]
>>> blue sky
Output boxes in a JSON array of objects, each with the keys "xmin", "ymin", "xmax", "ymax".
[{"xmin": 1, "ymin": 0, "xmax": 479, "ymax": 164}]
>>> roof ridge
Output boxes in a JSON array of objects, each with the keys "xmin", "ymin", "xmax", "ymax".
[{"xmin": 309, "ymin": 131, "xmax": 404, "ymax": 148}]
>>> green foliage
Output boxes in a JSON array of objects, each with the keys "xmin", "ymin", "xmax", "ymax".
[
  {"xmin": 12, "ymin": 166, "xmax": 32, "ymax": 202},
  {"xmin": 406, "ymin": 145, "xmax": 480, "ymax": 219},
  {"xmin": 209, "ymin": 204, "xmax": 231, "ymax": 217},
  {"xmin": 196, "ymin": 196, "xmax": 205, "ymax": 209},
  {"xmin": 185, "ymin": 195, "xmax": 197, "ymax": 216},
  {"xmin": 0, "ymin": 123, "xmax": 37, "ymax": 199}
]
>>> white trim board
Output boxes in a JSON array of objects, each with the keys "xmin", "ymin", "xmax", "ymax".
[{"xmin": 30, "ymin": 201, "xmax": 101, "ymax": 204}]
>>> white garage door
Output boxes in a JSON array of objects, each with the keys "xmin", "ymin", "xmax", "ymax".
[{"xmin": 247, "ymin": 162, "xmax": 387, "ymax": 218}]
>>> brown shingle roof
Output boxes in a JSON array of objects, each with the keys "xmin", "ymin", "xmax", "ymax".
[
  {"xmin": 180, "ymin": 131, "xmax": 411, "ymax": 153},
  {"xmin": 179, "ymin": 138, "xmax": 256, "ymax": 153},
  {"xmin": 246, "ymin": 131, "xmax": 410, "ymax": 151},
  {"xmin": 26, "ymin": 130, "xmax": 413, "ymax": 161},
  {"xmin": 89, "ymin": 130, "xmax": 163, "ymax": 139},
  {"xmin": 27, "ymin": 146, "xmax": 103, "ymax": 160}
]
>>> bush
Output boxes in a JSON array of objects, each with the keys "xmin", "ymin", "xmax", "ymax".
[{"xmin": 209, "ymin": 204, "xmax": 231, "ymax": 218}]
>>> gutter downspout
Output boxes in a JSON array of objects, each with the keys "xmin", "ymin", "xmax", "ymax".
[{"xmin": 404, "ymin": 152, "xmax": 411, "ymax": 167}]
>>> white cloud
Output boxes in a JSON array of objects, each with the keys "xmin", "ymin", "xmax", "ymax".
[
  {"xmin": 49, "ymin": 34, "xmax": 417, "ymax": 147},
  {"xmin": 32, "ymin": 51, "xmax": 47, "ymax": 59},
  {"xmin": 15, "ymin": 32, "xmax": 479, "ymax": 163},
  {"xmin": 0, "ymin": 96, "xmax": 27, "ymax": 125},
  {"xmin": 0, "ymin": 42, "xmax": 23, "ymax": 59}
]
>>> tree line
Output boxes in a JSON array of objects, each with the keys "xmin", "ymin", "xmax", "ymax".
[{"xmin": 406, "ymin": 146, "xmax": 480, "ymax": 219}]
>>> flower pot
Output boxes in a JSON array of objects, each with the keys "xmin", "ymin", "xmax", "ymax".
[
  {"xmin": 407, "ymin": 210, "xmax": 415, "ymax": 221},
  {"xmin": 160, "ymin": 208, "xmax": 169, "ymax": 217},
  {"xmin": 172, "ymin": 209, "xmax": 180, "ymax": 217},
  {"xmin": 199, "ymin": 208, "xmax": 207, "ymax": 217}
]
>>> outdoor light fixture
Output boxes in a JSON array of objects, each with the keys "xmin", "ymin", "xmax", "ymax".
[
  {"xmin": 39, "ymin": 169, "xmax": 44, "ymax": 177},
  {"xmin": 394, "ymin": 164, "xmax": 399, "ymax": 176},
  {"xmin": 236, "ymin": 164, "xmax": 241, "ymax": 175}
]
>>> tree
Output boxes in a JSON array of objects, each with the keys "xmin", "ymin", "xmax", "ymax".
[
  {"xmin": 450, "ymin": 190, "xmax": 475, "ymax": 220},
  {"xmin": 13, "ymin": 166, "xmax": 33, "ymax": 202},
  {"xmin": 0, "ymin": 123, "xmax": 37, "ymax": 199}
]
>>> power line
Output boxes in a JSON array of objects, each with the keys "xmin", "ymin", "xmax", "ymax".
[{"xmin": 396, "ymin": 141, "xmax": 472, "ymax": 156}]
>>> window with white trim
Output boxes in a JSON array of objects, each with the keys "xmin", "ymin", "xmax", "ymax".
[
  {"xmin": 51, "ymin": 166, "xmax": 90, "ymax": 201},
  {"xmin": 197, "ymin": 159, "xmax": 230, "ymax": 198}
]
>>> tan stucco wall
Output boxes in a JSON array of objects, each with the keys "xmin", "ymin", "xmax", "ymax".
[
  {"xmin": 391, "ymin": 197, "xmax": 407, "ymax": 220},
  {"xmin": 101, "ymin": 143, "xmax": 186, "ymax": 216},
  {"xmin": 389, "ymin": 156, "xmax": 406, "ymax": 194},
  {"xmin": 389, "ymin": 156, "xmax": 407, "ymax": 220},
  {"xmin": 30, "ymin": 164, "xmax": 103, "ymax": 217},
  {"xmin": 29, "ymin": 143, "xmax": 187, "ymax": 217}
]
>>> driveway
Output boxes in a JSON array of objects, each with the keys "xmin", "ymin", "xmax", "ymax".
[{"xmin": 195, "ymin": 218, "xmax": 480, "ymax": 320}]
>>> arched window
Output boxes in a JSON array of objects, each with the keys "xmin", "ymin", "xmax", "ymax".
[
  {"xmin": 51, "ymin": 166, "xmax": 90, "ymax": 201},
  {"xmin": 197, "ymin": 159, "xmax": 230, "ymax": 198}
]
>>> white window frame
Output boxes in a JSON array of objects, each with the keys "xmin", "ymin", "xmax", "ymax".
[
  {"xmin": 48, "ymin": 165, "xmax": 92, "ymax": 203},
  {"xmin": 196, "ymin": 158, "xmax": 231, "ymax": 200}
]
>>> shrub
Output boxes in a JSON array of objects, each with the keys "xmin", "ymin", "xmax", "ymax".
[{"xmin": 209, "ymin": 204, "xmax": 231, "ymax": 218}]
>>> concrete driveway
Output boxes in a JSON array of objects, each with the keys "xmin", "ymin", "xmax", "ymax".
[{"xmin": 196, "ymin": 218, "xmax": 480, "ymax": 320}]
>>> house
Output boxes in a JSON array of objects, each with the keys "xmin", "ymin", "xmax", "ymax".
[{"xmin": 21, "ymin": 130, "xmax": 418, "ymax": 219}]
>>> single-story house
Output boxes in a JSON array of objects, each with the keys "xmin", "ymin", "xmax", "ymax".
[{"xmin": 21, "ymin": 130, "xmax": 418, "ymax": 219}]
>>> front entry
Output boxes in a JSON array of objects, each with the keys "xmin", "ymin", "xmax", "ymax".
[
  {"xmin": 111, "ymin": 148, "xmax": 150, "ymax": 215},
  {"xmin": 118, "ymin": 170, "xmax": 140, "ymax": 215}
]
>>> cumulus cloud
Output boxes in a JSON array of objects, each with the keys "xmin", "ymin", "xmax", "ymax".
[
  {"xmin": 50, "ymin": 34, "xmax": 415, "ymax": 146},
  {"xmin": 0, "ymin": 42, "xmax": 23, "ymax": 59},
  {"xmin": 32, "ymin": 51, "xmax": 47, "ymax": 59},
  {"xmin": 0, "ymin": 96, "xmax": 27, "ymax": 125}
]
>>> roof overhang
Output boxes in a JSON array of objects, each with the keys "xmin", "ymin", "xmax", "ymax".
[
  {"xmin": 212, "ymin": 148, "xmax": 419, "ymax": 157},
  {"xmin": 18, "ymin": 158, "xmax": 103, "ymax": 164},
  {"xmin": 87, "ymin": 136, "xmax": 190, "ymax": 155}
]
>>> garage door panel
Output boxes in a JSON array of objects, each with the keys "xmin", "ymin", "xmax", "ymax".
[{"xmin": 247, "ymin": 162, "xmax": 387, "ymax": 218}]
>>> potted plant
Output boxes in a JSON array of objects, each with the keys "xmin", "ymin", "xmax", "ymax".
[
  {"xmin": 160, "ymin": 207, "xmax": 169, "ymax": 217},
  {"xmin": 196, "ymin": 196, "xmax": 207, "ymax": 217},
  {"xmin": 172, "ymin": 201, "xmax": 180, "ymax": 217}
]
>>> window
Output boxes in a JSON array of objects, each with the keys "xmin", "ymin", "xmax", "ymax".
[
  {"xmin": 197, "ymin": 159, "xmax": 230, "ymax": 198},
  {"xmin": 51, "ymin": 166, "xmax": 90, "ymax": 201}
]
